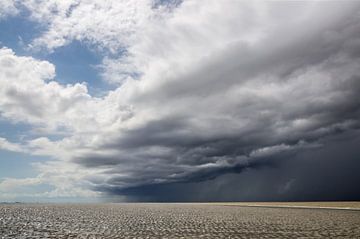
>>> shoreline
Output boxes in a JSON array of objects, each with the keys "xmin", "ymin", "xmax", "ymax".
[
  {"xmin": 2, "ymin": 201, "xmax": 360, "ymax": 211},
  {"xmin": 203, "ymin": 202, "xmax": 360, "ymax": 211}
]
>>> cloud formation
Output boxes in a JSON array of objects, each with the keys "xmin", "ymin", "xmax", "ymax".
[
  {"xmin": 1, "ymin": 1, "xmax": 360, "ymax": 201},
  {"xmin": 0, "ymin": 137, "xmax": 24, "ymax": 152}
]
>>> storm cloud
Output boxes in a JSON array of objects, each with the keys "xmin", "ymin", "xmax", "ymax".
[{"xmin": 82, "ymin": 1, "xmax": 360, "ymax": 200}]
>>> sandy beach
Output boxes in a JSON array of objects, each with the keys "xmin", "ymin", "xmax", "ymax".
[{"xmin": 1, "ymin": 203, "xmax": 359, "ymax": 238}]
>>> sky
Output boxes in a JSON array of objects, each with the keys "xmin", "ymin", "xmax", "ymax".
[{"xmin": 0, "ymin": 0, "xmax": 360, "ymax": 202}]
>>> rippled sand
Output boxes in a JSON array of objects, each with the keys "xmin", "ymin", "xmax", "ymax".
[{"xmin": 1, "ymin": 203, "xmax": 360, "ymax": 238}]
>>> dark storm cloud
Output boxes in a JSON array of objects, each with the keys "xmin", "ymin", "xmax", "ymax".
[
  {"xmin": 97, "ymin": 130, "xmax": 360, "ymax": 202},
  {"xmin": 70, "ymin": 2, "xmax": 360, "ymax": 201}
]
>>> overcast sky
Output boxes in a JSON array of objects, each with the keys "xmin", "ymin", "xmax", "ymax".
[{"xmin": 0, "ymin": 0, "xmax": 360, "ymax": 202}]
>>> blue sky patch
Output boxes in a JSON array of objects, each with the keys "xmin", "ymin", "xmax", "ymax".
[
  {"xmin": 44, "ymin": 40, "xmax": 113, "ymax": 96},
  {"xmin": 0, "ymin": 13, "xmax": 44, "ymax": 55},
  {"xmin": 0, "ymin": 150, "xmax": 49, "ymax": 178}
]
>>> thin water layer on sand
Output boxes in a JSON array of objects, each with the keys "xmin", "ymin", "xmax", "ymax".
[{"xmin": 0, "ymin": 203, "xmax": 360, "ymax": 238}]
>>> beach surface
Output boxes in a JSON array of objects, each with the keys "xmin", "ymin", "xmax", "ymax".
[
  {"xmin": 1, "ymin": 203, "xmax": 360, "ymax": 238},
  {"xmin": 207, "ymin": 201, "xmax": 360, "ymax": 210}
]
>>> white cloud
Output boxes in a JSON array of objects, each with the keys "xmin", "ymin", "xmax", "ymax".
[
  {"xmin": 16, "ymin": 0, "xmax": 154, "ymax": 53},
  {"xmin": 249, "ymin": 141, "xmax": 321, "ymax": 158},
  {"xmin": 0, "ymin": 177, "xmax": 42, "ymax": 192},
  {"xmin": 0, "ymin": 47, "xmax": 90, "ymax": 132},
  {"xmin": 0, "ymin": 47, "xmax": 135, "ymax": 137},
  {"xmin": 0, "ymin": 0, "xmax": 18, "ymax": 19},
  {"xmin": 0, "ymin": 175, "xmax": 99, "ymax": 199},
  {"xmin": 0, "ymin": 137, "xmax": 24, "ymax": 152}
]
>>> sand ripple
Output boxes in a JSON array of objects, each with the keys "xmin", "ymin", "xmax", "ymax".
[{"xmin": 1, "ymin": 203, "xmax": 359, "ymax": 238}]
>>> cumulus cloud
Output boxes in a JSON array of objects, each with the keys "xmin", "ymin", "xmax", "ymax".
[
  {"xmin": 1, "ymin": 1, "xmax": 360, "ymax": 200},
  {"xmin": 0, "ymin": 47, "xmax": 91, "ymax": 132}
]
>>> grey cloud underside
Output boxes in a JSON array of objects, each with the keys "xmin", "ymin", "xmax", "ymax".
[
  {"xmin": 73, "ymin": 3, "xmax": 360, "ymax": 200},
  {"xmin": 95, "ymin": 130, "xmax": 360, "ymax": 202},
  {"xmin": 125, "ymin": 131, "xmax": 360, "ymax": 202}
]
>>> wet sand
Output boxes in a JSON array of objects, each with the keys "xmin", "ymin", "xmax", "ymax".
[
  {"xmin": 207, "ymin": 201, "xmax": 360, "ymax": 210},
  {"xmin": 1, "ymin": 203, "xmax": 360, "ymax": 238}
]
